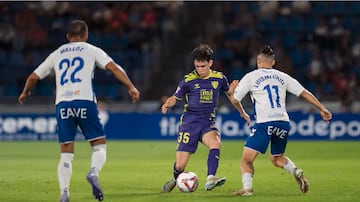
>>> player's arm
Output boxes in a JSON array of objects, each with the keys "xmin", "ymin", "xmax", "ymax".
[
  {"xmin": 18, "ymin": 73, "xmax": 40, "ymax": 104},
  {"xmin": 161, "ymin": 95, "xmax": 177, "ymax": 114},
  {"xmin": 105, "ymin": 61, "xmax": 140, "ymax": 103},
  {"xmin": 225, "ymin": 82, "xmax": 251, "ymax": 126},
  {"xmin": 300, "ymin": 90, "xmax": 332, "ymax": 123}
]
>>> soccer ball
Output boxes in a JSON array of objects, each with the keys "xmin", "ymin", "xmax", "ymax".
[{"xmin": 176, "ymin": 172, "xmax": 198, "ymax": 193}]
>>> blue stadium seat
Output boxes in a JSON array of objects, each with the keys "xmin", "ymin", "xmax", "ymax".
[
  {"xmin": 304, "ymin": 17, "xmax": 317, "ymax": 32},
  {"xmin": 329, "ymin": 2, "xmax": 346, "ymax": 15},
  {"xmin": 229, "ymin": 66, "xmax": 246, "ymax": 81},
  {"xmin": 215, "ymin": 49, "xmax": 234, "ymax": 61},
  {"xmin": 258, "ymin": 18, "xmax": 273, "ymax": 31},
  {"xmin": 8, "ymin": 51, "xmax": 25, "ymax": 67},
  {"xmin": 3, "ymin": 84, "xmax": 19, "ymax": 96},
  {"xmin": 37, "ymin": 84, "xmax": 54, "ymax": 96},
  {"xmin": 101, "ymin": 33, "xmax": 117, "ymax": 50},
  {"xmin": 0, "ymin": 49, "xmax": 7, "ymax": 65},
  {"xmin": 312, "ymin": 2, "xmax": 329, "ymax": 15},
  {"xmin": 290, "ymin": 49, "xmax": 303, "ymax": 68},
  {"xmin": 30, "ymin": 50, "xmax": 45, "ymax": 66},
  {"xmin": 282, "ymin": 33, "xmax": 297, "ymax": 49},
  {"xmin": 347, "ymin": 2, "xmax": 360, "ymax": 15},
  {"xmin": 110, "ymin": 51, "xmax": 124, "ymax": 64},
  {"xmin": 274, "ymin": 16, "xmax": 289, "ymax": 31},
  {"xmin": 288, "ymin": 15, "xmax": 305, "ymax": 32}
]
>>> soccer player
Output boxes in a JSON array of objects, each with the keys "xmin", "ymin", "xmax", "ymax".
[
  {"xmin": 161, "ymin": 44, "xmax": 250, "ymax": 192},
  {"xmin": 229, "ymin": 45, "xmax": 332, "ymax": 196},
  {"xmin": 18, "ymin": 20, "xmax": 140, "ymax": 202}
]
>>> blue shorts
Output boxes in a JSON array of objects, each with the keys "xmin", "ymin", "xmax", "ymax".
[
  {"xmin": 176, "ymin": 114, "xmax": 218, "ymax": 153},
  {"xmin": 245, "ymin": 121, "xmax": 290, "ymax": 155},
  {"xmin": 55, "ymin": 100, "xmax": 105, "ymax": 143}
]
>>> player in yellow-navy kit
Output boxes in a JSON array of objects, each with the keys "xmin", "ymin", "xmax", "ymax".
[
  {"xmin": 18, "ymin": 20, "xmax": 140, "ymax": 202},
  {"xmin": 229, "ymin": 45, "xmax": 332, "ymax": 196},
  {"xmin": 161, "ymin": 44, "xmax": 250, "ymax": 192}
]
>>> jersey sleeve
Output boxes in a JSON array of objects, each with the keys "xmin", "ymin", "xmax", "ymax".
[
  {"xmin": 233, "ymin": 73, "xmax": 251, "ymax": 102},
  {"xmin": 285, "ymin": 74, "xmax": 305, "ymax": 96},
  {"xmin": 221, "ymin": 74, "xmax": 230, "ymax": 92},
  {"xmin": 94, "ymin": 46, "xmax": 113, "ymax": 70},
  {"xmin": 173, "ymin": 79, "xmax": 188, "ymax": 100},
  {"xmin": 33, "ymin": 53, "xmax": 54, "ymax": 80}
]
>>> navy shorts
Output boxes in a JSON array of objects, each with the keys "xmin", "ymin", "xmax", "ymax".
[
  {"xmin": 245, "ymin": 121, "xmax": 290, "ymax": 155},
  {"xmin": 176, "ymin": 115, "xmax": 218, "ymax": 153},
  {"xmin": 55, "ymin": 100, "xmax": 105, "ymax": 143}
]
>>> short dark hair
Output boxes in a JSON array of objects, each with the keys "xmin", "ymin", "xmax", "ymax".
[
  {"xmin": 67, "ymin": 20, "xmax": 88, "ymax": 37},
  {"xmin": 191, "ymin": 44, "xmax": 213, "ymax": 61},
  {"xmin": 259, "ymin": 45, "xmax": 275, "ymax": 59}
]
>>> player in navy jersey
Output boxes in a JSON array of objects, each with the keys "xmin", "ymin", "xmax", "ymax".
[
  {"xmin": 18, "ymin": 20, "xmax": 140, "ymax": 202},
  {"xmin": 161, "ymin": 44, "xmax": 250, "ymax": 192},
  {"xmin": 229, "ymin": 45, "xmax": 332, "ymax": 196}
]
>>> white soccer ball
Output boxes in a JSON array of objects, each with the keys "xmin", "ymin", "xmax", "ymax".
[{"xmin": 176, "ymin": 172, "xmax": 198, "ymax": 193}]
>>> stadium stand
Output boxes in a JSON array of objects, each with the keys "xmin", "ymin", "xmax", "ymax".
[{"xmin": 0, "ymin": 2, "xmax": 358, "ymax": 113}]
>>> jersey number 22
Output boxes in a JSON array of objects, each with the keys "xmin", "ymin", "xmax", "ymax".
[{"xmin": 59, "ymin": 57, "xmax": 84, "ymax": 85}]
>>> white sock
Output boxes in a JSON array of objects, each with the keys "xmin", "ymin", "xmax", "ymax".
[
  {"xmin": 283, "ymin": 157, "xmax": 296, "ymax": 175},
  {"xmin": 242, "ymin": 172, "xmax": 253, "ymax": 190},
  {"xmin": 207, "ymin": 175, "xmax": 214, "ymax": 181},
  {"xmin": 90, "ymin": 144, "xmax": 107, "ymax": 176},
  {"xmin": 58, "ymin": 153, "xmax": 74, "ymax": 195}
]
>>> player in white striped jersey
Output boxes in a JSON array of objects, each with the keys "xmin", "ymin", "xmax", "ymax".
[
  {"xmin": 18, "ymin": 20, "xmax": 140, "ymax": 202},
  {"xmin": 229, "ymin": 45, "xmax": 332, "ymax": 196}
]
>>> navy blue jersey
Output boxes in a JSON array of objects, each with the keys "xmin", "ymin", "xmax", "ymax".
[{"xmin": 174, "ymin": 70, "xmax": 229, "ymax": 120}]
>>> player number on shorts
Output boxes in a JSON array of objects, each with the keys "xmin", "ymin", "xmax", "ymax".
[
  {"xmin": 263, "ymin": 84, "xmax": 281, "ymax": 108},
  {"xmin": 59, "ymin": 57, "xmax": 84, "ymax": 85},
  {"xmin": 178, "ymin": 132, "xmax": 190, "ymax": 144}
]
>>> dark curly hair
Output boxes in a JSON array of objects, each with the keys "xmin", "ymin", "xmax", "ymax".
[{"xmin": 191, "ymin": 44, "xmax": 214, "ymax": 61}]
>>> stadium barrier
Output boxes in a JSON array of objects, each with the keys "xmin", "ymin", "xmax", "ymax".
[{"xmin": 0, "ymin": 112, "xmax": 359, "ymax": 141}]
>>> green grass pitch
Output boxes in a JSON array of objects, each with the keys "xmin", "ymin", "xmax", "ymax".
[{"xmin": 0, "ymin": 140, "xmax": 359, "ymax": 202}]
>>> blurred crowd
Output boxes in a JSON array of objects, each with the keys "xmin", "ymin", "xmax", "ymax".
[
  {"xmin": 0, "ymin": 2, "xmax": 358, "ymax": 112},
  {"xmin": 0, "ymin": 1, "xmax": 182, "ymax": 99},
  {"xmin": 206, "ymin": 2, "xmax": 359, "ymax": 112}
]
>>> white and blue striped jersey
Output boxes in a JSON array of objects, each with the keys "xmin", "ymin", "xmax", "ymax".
[
  {"xmin": 34, "ymin": 42, "xmax": 113, "ymax": 105},
  {"xmin": 233, "ymin": 68, "xmax": 305, "ymax": 123}
]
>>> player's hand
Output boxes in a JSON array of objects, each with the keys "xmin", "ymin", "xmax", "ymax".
[
  {"xmin": 161, "ymin": 104, "xmax": 169, "ymax": 114},
  {"xmin": 18, "ymin": 92, "xmax": 31, "ymax": 104},
  {"xmin": 320, "ymin": 108, "xmax": 332, "ymax": 123},
  {"xmin": 241, "ymin": 112, "xmax": 251, "ymax": 126},
  {"xmin": 229, "ymin": 80, "xmax": 239, "ymax": 93},
  {"xmin": 128, "ymin": 87, "xmax": 140, "ymax": 103}
]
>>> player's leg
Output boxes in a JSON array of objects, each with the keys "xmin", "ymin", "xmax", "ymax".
[
  {"xmin": 88, "ymin": 138, "xmax": 107, "ymax": 177},
  {"xmin": 202, "ymin": 130, "xmax": 226, "ymax": 190},
  {"xmin": 232, "ymin": 123, "xmax": 269, "ymax": 196},
  {"xmin": 161, "ymin": 151, "xmax": 192, "ymax": 193},
  {"xmin": 270, "ymin": 155, "xmax": 308, "ymax": 193},
  {"xmin": 269, "ymin": 121, "xmax": 308, "ymax": 193},
  {"xmin": 86, "ymin": 138, "xmax": 106, "ymax": 201},
  {"xmin": 58, "ymin": 143, "xmax": 74, "ymax": 202},
  {"xmin": 78, "ymin": 100, "xmax": 106, "ymax": 201},
  {"xmin": 162, "ymin": 123, "xmax": 200, "ymax": 193},
  {"xmin": 231, "ymin": 147, "xmax": 258, "ymax": 196},
  {"xmin": 56, "ymin": 102, "xmax": 77, "ymax": 202}
]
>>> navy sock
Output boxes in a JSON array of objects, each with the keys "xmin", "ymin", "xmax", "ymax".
[
  {"xmin": 207, "ymin": 148, "xmax": 220, "ymax": 176},
  {"xmin": 173, "ymin": 162, "xmax": 184, "ymax": 179}
]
